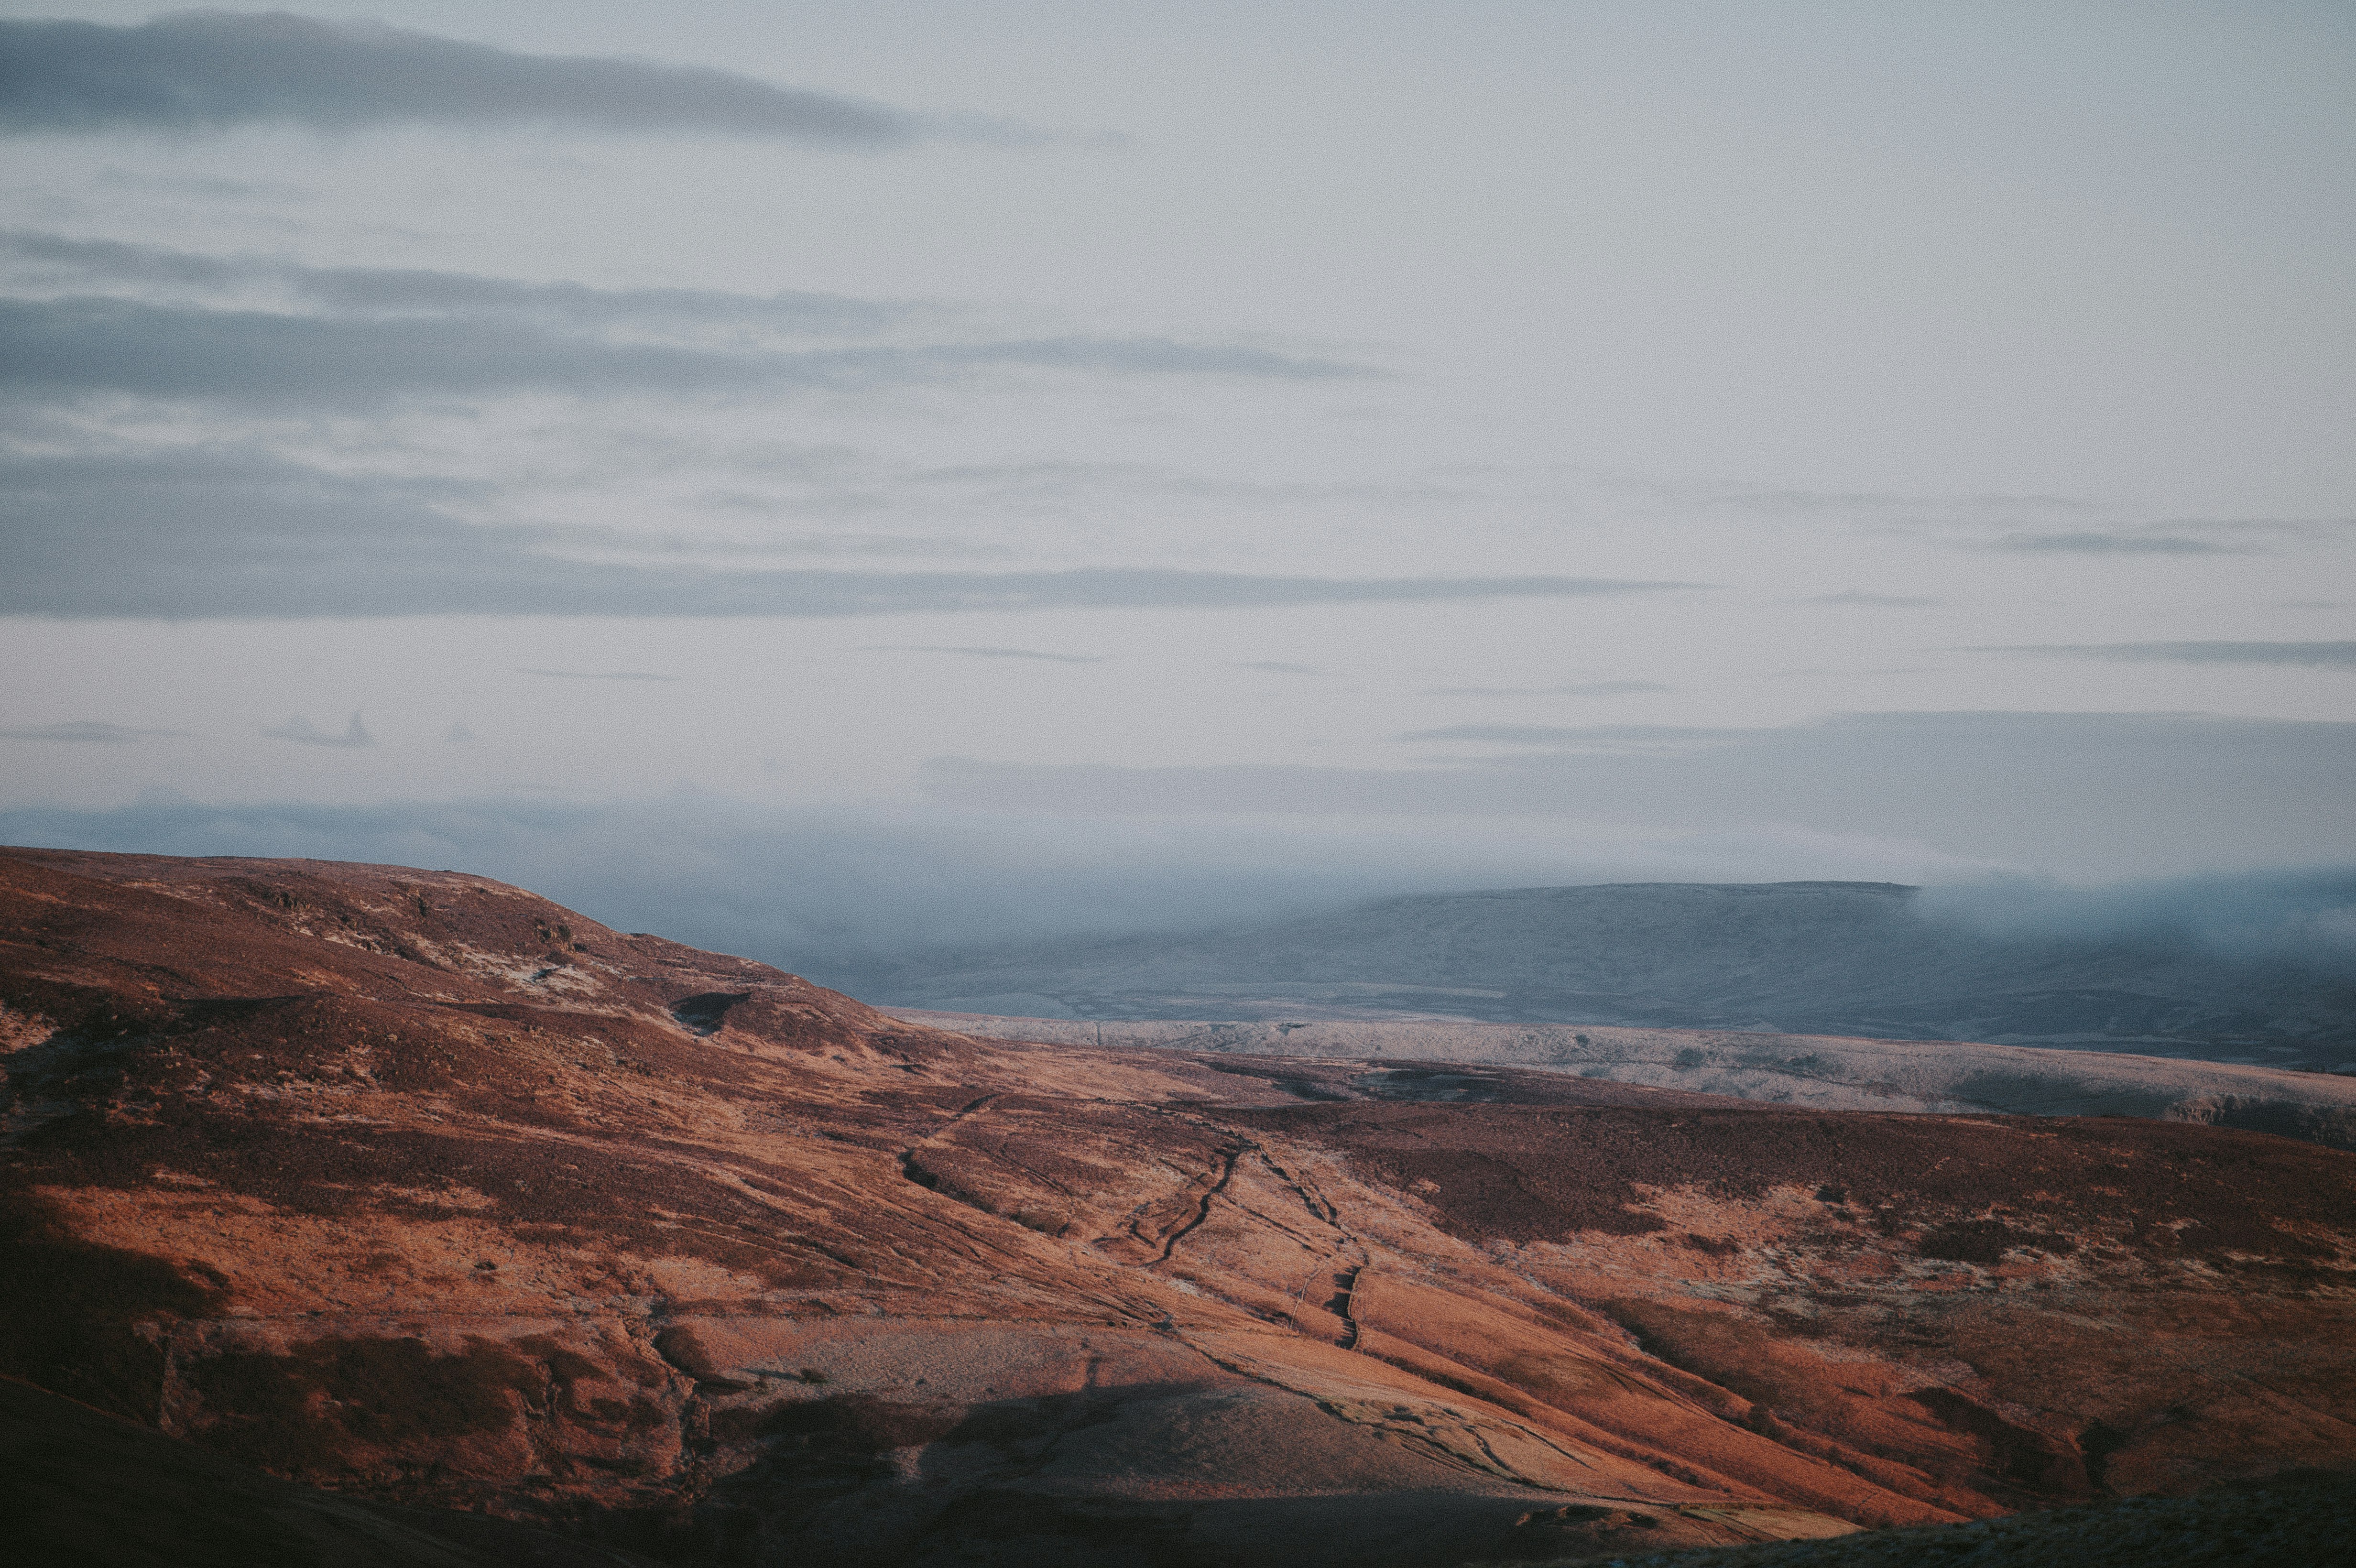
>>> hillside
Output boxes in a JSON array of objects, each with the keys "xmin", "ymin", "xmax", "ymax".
[
  {"xmin": 3, "ymin": 848, "xmax": 2352, "ymax": 1566},
  {"xmin": 838, "ymin": 882, "xmax": 2356, "ymax": 1070}
]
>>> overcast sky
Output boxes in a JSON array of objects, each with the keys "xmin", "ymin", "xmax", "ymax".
[{"xmin": 0, "ymin": 3, "xmax": 2351, "ymax": 948}]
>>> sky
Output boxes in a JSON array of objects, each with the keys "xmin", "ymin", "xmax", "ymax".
[{"xmin": 0, "ymin": 3, "xmax": 2351, "ymax": 962}]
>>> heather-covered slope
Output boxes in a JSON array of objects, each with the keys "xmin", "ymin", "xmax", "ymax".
[{"xmin": 3, "ymin": 849, "xmax": 2351, "ymax": 1566}]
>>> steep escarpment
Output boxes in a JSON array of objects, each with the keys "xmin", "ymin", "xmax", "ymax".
[{"xmin": 2, "ymin": 848, "xmax": 2350, "ymax": 1566}]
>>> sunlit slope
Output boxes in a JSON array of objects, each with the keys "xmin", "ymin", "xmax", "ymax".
[{"xmin": 5, "ymin": 849, "xmax": 2352, "ymax": 1567}]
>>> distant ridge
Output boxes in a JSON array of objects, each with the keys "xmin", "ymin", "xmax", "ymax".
[{"xmin": 839, "ymin": 880, "xmax": 2356, "ymax": 1071}]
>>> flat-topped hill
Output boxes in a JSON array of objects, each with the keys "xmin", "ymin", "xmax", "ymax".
[{"xmin": 840, "ymin": 880, "xmax": 2356, "ymax": 1071}]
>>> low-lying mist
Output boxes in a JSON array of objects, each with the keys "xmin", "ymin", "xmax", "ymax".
[{"xmin": 2, "ymin": 791, "xmax": 2350, "ymax": 986}]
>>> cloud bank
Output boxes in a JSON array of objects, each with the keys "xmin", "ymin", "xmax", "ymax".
[
  {"xmin": 0, "ymin": 792, "xmax": 2347, "ymax": 981},
  {"xmin": 0, "ymin": 11, "xmax": 922, "ymax": 144},
  {"xmin": 0, "ymin": 228, "xmax": 1429, "ymax": 618}
]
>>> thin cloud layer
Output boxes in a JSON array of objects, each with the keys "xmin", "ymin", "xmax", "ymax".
[
  {"xmin": 0, "ymin": 444, "xmax": 1694, "ymax": 617},
  {"xmin": 1987, "ymin": 642, "xmax": 2356, "ymax": 669},
  {"xmin": 0, "ymin": 229, "xmax": 1401, "ymax": 620},
  {"xmin": 0, "ymin": 230, "xmax": 1373, "ymax": 414},
  {"xmin": 0, "ymin": 719, "xmax": 188, "ymax": 742},
  {"xmin": 921, "ymin": 711, "xmax": 2356, "ymax": 874},
  {"xmin": 0, "ymin": 11, "xmax": 922, "ymax": 144},
  {"xmin": 0, "ymin": 229, "xmax": 921, "ymax": 338},
  {"xmin": 0, "ymin": 296, "xmax": 1368, "ymax": 408},
  {"xmin": 1982, "ymin": 531, "xmax": 2253, "ymax": 555}
]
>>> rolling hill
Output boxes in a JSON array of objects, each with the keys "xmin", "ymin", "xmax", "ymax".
[{"xmin": 4, "ymin": 849, "xmax": 2351, "ymax": 1566}]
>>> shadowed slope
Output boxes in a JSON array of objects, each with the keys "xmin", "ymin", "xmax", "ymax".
[
  {"xmin": 1503, "ymin": 1469, "xmax": 2356, "ymax": 1568},
  {"xmin": 0, "ymin": 1374, "xmax": 656, "ymax": 1568},
  {"xmin": 2, "ymin": 848, "xmax": 2351, "ymax": 1566}
]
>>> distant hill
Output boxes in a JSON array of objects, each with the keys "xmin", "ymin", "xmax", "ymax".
[{"xmin": 837, "ymin": 881, "xmax": 2356, "ymax": 1072}]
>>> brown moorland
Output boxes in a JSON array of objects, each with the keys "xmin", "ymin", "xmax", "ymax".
[{"xmin": 1, "ymin": 847, "xmax": 2350, "ymax": 1566}]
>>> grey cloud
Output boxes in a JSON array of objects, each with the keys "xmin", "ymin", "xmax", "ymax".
[
  {"xmin": 0, "ymin": 230, "xmax": 923, "ymax": 339},
  {"xmin": 0, "ymin": 11, "xmax": 920, "ymax": 145},
  {"xmin": 262, "ymin": 712, "xmax": 371, "ymax": 746},
  {"xmin": 0, "ymin": 295, "xmax": 777, "ymax": 403},
  {"xmin": 1422, "ymin": 680, "xmax": 1671, "ymax": 697},
  {"xmin": 861, "ymin": 645, "xmax": 1103, "ymax": 664},
  {"xmin": 285, "ymin": 271, "xmax": 905, "ymax": 337},
  {"xmin": 1982, "ymin": 531, "xmax": 2252, "ymax": 555},
  {"xmin": 444, "ymin": 722, "xmax": 476, "ymax": 743},
  {"xmin": 1607, "ymin": 476, "xmax": 2095, "ymax": 525},
  {"xmin": 0, "ymin": 295, "xmax": 1370, "ymax": 408},
  {"xmin": 517, "ymin": 668, "xmax": 677, "ymax": 682},
  {"xmin": 0, "ymin": 230, "xmax": 243, "ymax": 290},
  {"xmin": 0, "ymin": 446, "xmax": 1694, "ymax": 618},
  {"xmin": 1234, "ymin": 661, "xmax": 1318, "ymax": 675},
  {"xmin": 1984, "ymin": 641, "xmax": 2356, "ymax": 669},
  {"xmin": 0, "ymin": 719, "xmax": 189, "ymax": 742},
  {"xmin": 920, "ymin": 711, "xmax": 2356, "ymax": 874}
]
